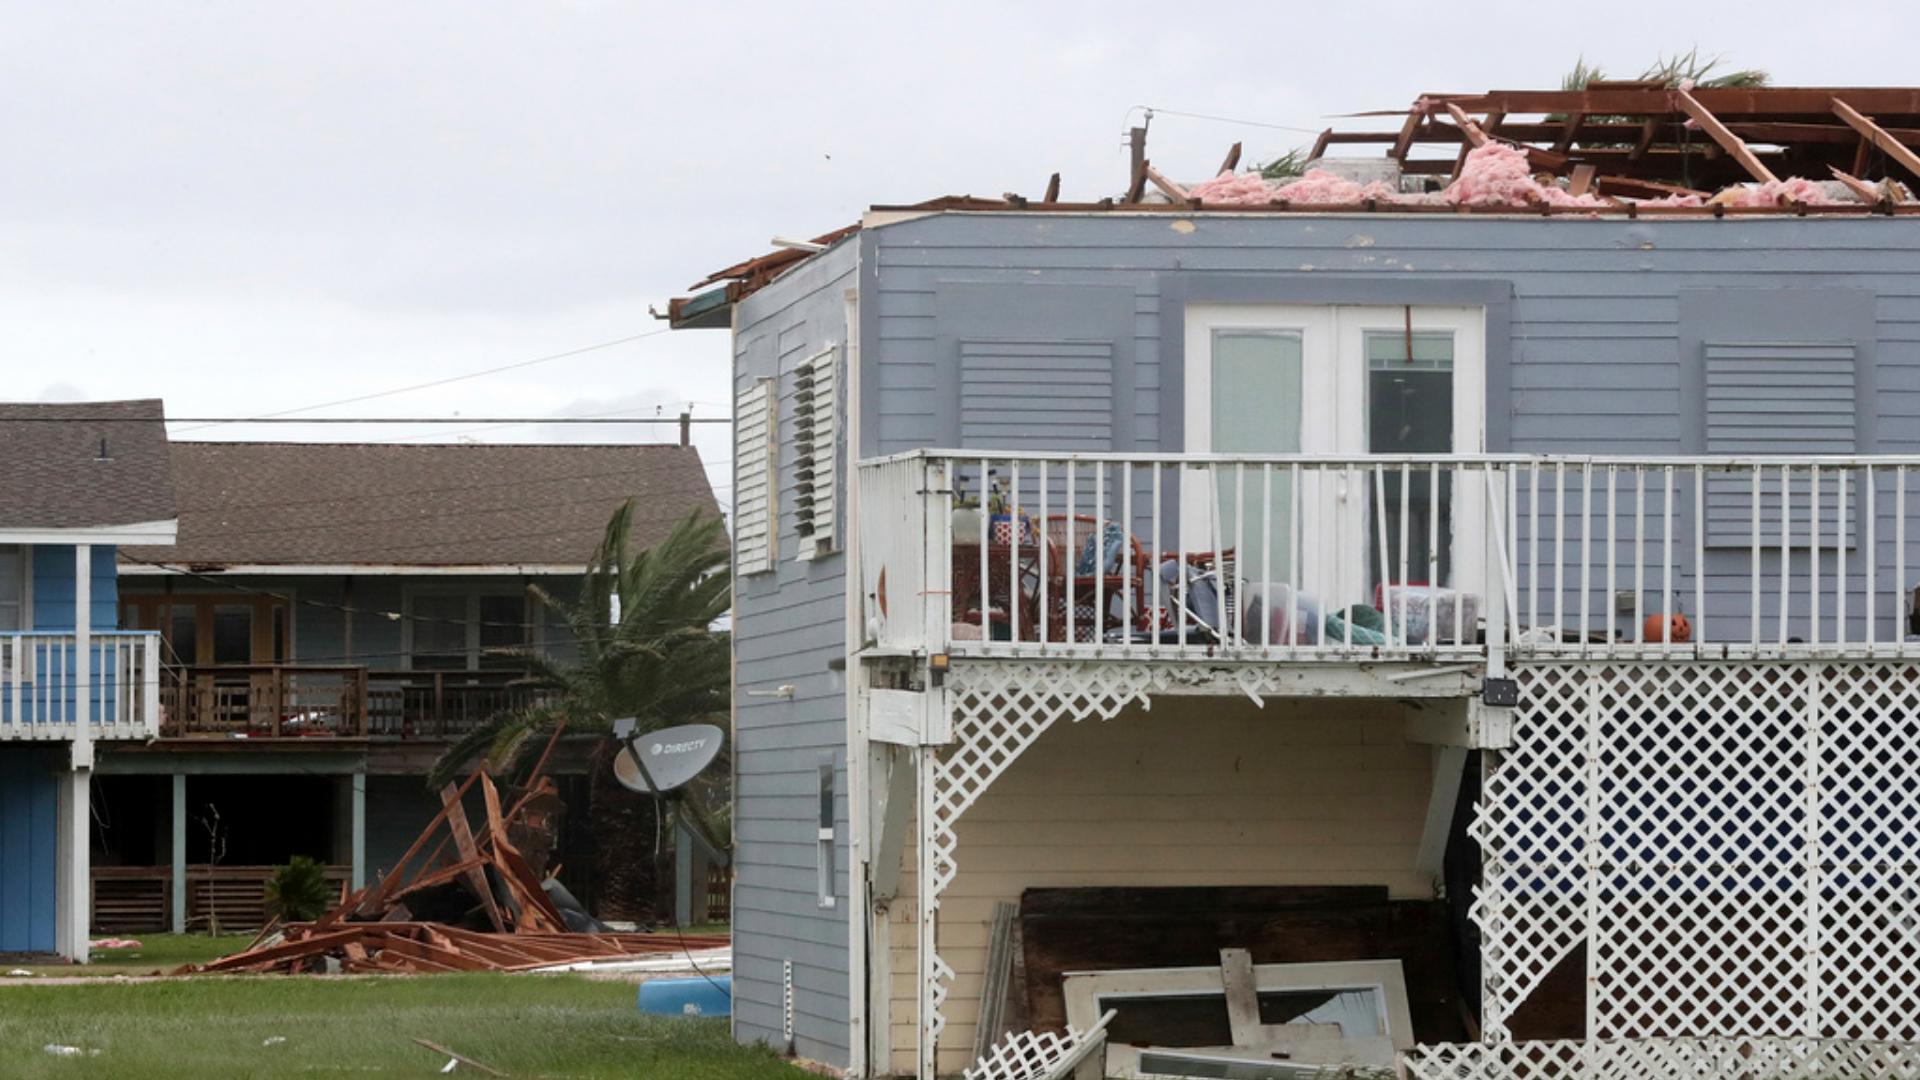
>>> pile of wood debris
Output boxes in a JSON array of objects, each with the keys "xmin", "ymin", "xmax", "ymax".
[{"xmin": 184, "ymin": 727, "xmax": 727, "ymax": 975}]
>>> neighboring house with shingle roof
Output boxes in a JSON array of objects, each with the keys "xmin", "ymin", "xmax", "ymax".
[
  {"xmin": 96, "ymin": 440, "xmax": 719, "ymax": 936},
  {"xmin": 1, "ymin": 400, "xmax": 177, "ymax": 962}
]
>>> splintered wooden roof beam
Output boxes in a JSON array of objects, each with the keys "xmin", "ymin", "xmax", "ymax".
[
  {"xmin": 1833, "ymin": 97, "xmax": 1920, "ymax": 182},
  {"xmin": 1675, "ymin": 88, "xmax": 1779, "ymax": 184},
  {"xmin": 1392, "ymin": 110, "xmax": 1422, "ymax": 161},
  {"xmin": 1829, "ymin": 166, "xmax": 1883, "ymax": 204},
  {"xmin": 1445, "ymin": 103, "xmax": 1490, "ymax": 148}
]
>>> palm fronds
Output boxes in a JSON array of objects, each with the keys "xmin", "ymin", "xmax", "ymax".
[{"xmin": 428, "ymin": 504, "xmax": 733, "ymax": 789}]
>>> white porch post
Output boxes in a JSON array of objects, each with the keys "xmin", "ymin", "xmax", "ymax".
[
  {"xmin": 54, "ymin": 768, "xmax": 92, "ymax": 961},
  {"xmin": 72, "ymin": 544, "xmax": 92, "ymax": 762},
  {"xmin": 915, "ymin": 743, "xmax": 937, "ymax": 1080},
  {"xmin": 59, "ymin": 543, "xmax": 95, "ymax": 962},
  {"xmin": 350, "ymin": 772, "xmax": 367, "ymax": 891},
  {"xmin": 171, "ymin": 774, "xmax": 188, "ymax": 934}
]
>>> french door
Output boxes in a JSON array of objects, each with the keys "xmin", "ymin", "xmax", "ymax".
[{"xmin": 1183, "ymin": 303, "xmax": 1487, "ymax": 611}]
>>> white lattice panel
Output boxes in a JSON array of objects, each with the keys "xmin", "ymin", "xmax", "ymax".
[
  {"xmin": 1472, "ymin": 662, "xmax": 1920, "ymax": 1055},
  {"xmin": 1405, "ymin": 1037, "xmax": 1920, "ymax": 1079}
]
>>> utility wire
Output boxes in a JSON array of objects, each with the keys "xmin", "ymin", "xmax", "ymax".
[
  {"xmin": 169, "ymin": 328, "xmax": 675, "ymax": 434},
  {"xmin": 1130, "ymin": 104, "xmax": 1327, "ymax": 136}
]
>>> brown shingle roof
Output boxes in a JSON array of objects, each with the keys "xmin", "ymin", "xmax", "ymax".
[
  {"xmin": 120, "ymin": 442, "xmax": 718, "ymax": 570},
  {"xmin": 0, "ymin": 400, "xmax": 176, "ymax": 531}
]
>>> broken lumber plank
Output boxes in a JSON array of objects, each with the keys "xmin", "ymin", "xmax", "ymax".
[
  {"xmin": 195, "ymin": 928, "xmax": 370, "ymax": 973},
  {"xmin": 355, "ymin": 766, "xmax": 486, "ymax": 917},
  {"xmin": 480, "ymin": 774, "xmax": 567, "ymax": 931},
  {"xmin": 1594, "ymin": 175, "xmax": 1711, "ymax": 201},
  {"xmin": 1568, "ymin": 163, "xmax": 1598, "ymax": 197},
  {"xmin": 1831, "ymin": 166, "xmax": 1884, "ymax": 204},
  {"xmin": 441, "ymin": 782, "xmax": 507, "ymax": 932},
  {"xmin": 1217, "ymin": 141, "xmax": 1242, "ymax": 176},
  {"xmin": 1043, "ymin": 173, "xmax": 1060, "ymax": 202},
  {"xmin": 373, "ymin": 935, "xmax": 492, "ymax": 972},
  {"xmin": 1392, "ymin": 109, "xmax": 1422, "ymax": 161},
  {"xmin": 1143, "ymin": 163, "xmax": 1187, "ymax": 202},
  {"xmin": 1833, "ymin": 97, "xmax": 1920, "ymax": 182},
  {"xmin": 1445, "ymin": 103, "xmax": 1489, "ymax": 148},
  {"xmin": 413, "ymin": 1038, "xmax": 508, "ymax": 1078},
  {"xmin": 1675, "ymin": 88, "xmax": 1778, "ymax": 184},
  {"xmin": 388, "ymin": 856, "xmax": 492, "ymax": 904},
  {"xmin": 1220, "ymin": 947, "xmax": 1263, "ymax": 1047}
]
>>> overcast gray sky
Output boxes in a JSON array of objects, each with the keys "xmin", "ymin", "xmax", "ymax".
[{"xmin": 6, "ymin": 2, "xmax": 1917, "ymax": 502}]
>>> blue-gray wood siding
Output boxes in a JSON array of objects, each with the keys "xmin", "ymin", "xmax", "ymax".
[
  {"xmin": 860, "ymin": 212, "xmax": 1920, "ymax": 643},
  {"xmin": 730, "ymin": 239, "xmax": 856, "ymax": 1064},
  {"xmin": 0, "ymin": 748, "xmax": 59, "ymax": 952}
]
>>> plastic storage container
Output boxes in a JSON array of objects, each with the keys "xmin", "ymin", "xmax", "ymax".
[{"xmin": 637, "ymin": 975, "xmax": 733, "ymax": 1018}]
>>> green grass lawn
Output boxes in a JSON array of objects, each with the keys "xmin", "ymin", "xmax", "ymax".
[
  {"xmin": 4, "ymin": 934, "xmax": 259, "ymax": 978},
  {"xmin": 0, "ymin": 972, "xmax": 804, "ymax": 1079}
]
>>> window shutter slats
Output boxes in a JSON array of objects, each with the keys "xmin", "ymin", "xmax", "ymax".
[
  {"xmin": 735, "ymin": 378, "xmax": 776, "ymax": 574},
  {"xmin": 793, "ymin": 347, "xmax": 838, "ymax": 554}
]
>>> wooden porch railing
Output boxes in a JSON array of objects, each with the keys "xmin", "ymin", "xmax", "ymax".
[
  {"xmin": 159, "ymin": 666, "xmax": 549, "ymax": 740},
  {"xmin": 91, "ymin": 864, "xmax": 353, "ymax": 933}
]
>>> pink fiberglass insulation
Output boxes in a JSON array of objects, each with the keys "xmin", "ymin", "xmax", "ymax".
[
  {"xmin": 1711, "ymin": 177, "xmax": 1844, "ymax": 208},
  {"xmin": 1273, "ymin": 170, "xmax": 1399, "ymax": 205},
  {"xmin": 1187, "ymin": 169, "xmax": 1398, "ymax": 206},
  {"xmin": 1187, "ymin": 172, "xmax": 1275, "ymax": 205},
  {"xmin": 1444, "ymin": 143, "xmax": 1607, "ymax": 208}
]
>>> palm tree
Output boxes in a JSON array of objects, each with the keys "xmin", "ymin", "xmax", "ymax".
[
  {"xmin": 429, "ymin": 502, "xmax": 731, "ymax": 920},
  {"xmin": 1561, "ymin": 50, "xmax": 1770, "ymax": 92}
]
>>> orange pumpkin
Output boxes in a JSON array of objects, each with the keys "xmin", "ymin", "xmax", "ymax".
[{"xmin": 1644, "ymin": 612, "xmax": 1692, "ymax": 643}]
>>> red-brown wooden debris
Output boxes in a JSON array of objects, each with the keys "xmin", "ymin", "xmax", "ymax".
[{"xmin": 181, "ymin": 727, "xmax": 729, "ymax": 975}]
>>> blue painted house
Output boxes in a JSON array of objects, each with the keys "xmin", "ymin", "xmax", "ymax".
[
  {"xmin": 0, "ymin": 401, "xmax": 175, "ymax": 961},
  {"xmin": 671, "ymin": 85, "xmax": 1920, "ymax": 1079}
]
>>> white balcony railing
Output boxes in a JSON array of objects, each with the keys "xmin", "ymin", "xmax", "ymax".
[
  {"xmin": 857, "ymin": 451, "xmax": 1920, "ymax": 665},
  {"xmin": 0, "ymin": 631, "xmax": 163, "ymax": 741}
]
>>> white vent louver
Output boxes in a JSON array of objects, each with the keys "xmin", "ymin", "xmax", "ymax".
[
  {"xmin": 793, "ymin": 347, "xmax": 838, "ymax": 556},
  {"xmin": 734, "ymin": 378, "xmax": 776, "ymax": 575}
]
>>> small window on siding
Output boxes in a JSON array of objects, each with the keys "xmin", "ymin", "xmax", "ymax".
[
  {"xmin": 793, "ymin": 347, "xmax": 839, "ymax": 558},
  {"xmin": 1704, "ymin": 342, "xmax": 1857, "ymax": 547},
  {"xmin": 734, "ymin": 378, "xmax": 777, "ymax": 575},
  {"xmin": 816, "ymin": 762, "xmax": 837, "ymax": 909}
]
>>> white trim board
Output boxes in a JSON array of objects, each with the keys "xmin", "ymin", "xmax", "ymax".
[
  {"xmin": 117, "ymin": 562, "xmax": 586, "ymax": 576},
  {"xmin": 0, "ymin": 520, "xmax": 178, "ymax": 545}
]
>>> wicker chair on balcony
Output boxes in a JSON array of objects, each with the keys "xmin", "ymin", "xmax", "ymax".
[{"xmin": 1041, "ymin": 515, "xmax": 1147, "ymax": 643}]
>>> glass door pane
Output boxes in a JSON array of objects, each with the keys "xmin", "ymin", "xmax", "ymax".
[
  {"xmin": 1211, "ymin": 329, "xmax": 1301, "ymax": 583},
  {"xmin": 1366, "ymin": 330, "xmax": 1454, "ymax": 589},
  {"xmin": 211, "ymin": 604, "xmax": 253, "ymax": 665}
]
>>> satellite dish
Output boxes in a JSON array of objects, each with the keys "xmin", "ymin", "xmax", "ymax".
[{"xmin": 613, "ymin": 722, "xmax": 725, "ymax": 794}]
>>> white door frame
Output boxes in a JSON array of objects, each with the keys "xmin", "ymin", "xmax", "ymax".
[
  {"xmin": 1183, "ymin": 305, "xmax": 1340, "ymax": 596},
  {"xmin": 1183, "ymin": 303, "xmax": 1487, "ymax": 609}
]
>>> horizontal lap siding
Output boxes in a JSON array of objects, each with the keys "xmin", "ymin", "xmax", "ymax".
[
  {"xmin": 731, "ymin": 241, "xmax": 857, "ymax": 1066},
  {"xmin": 868, "ymin": 214, "xmax": 1920, "ymax": 644},
  {"xmin": 881, "ymin": 697, "xmax": 1431, "ymax": 1076}
]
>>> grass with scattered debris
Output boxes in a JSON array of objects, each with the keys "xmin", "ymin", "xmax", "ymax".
[
  {"xmin": 4, "ymin": 934, "xmax": 256, "ymax": 978},
  {"xmin": 0, "ymin": 972, "xmax": 803, "ymax": 1079}
]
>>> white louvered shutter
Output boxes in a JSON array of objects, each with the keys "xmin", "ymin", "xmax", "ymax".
[
  {"xmin": 734, "ymin": 378, "xmax": 776, "ymax": 574},
  {"xmin": 793, "ymin": 347, "xmax": 839, "ymax": 556}
]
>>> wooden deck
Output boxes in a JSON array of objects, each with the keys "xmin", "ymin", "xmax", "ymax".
[{"xmin": 160, "ymin": 666, "xmax": 549, "ymax": 740}]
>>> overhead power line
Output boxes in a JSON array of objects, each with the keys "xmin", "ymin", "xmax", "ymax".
[
  {"xmin": 0, "ymin": 415, "xmax": 730, "ymax": 424},
  {"xmin": 169, "ymin": 327, "xmax": 676, "ymax": 433}
]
